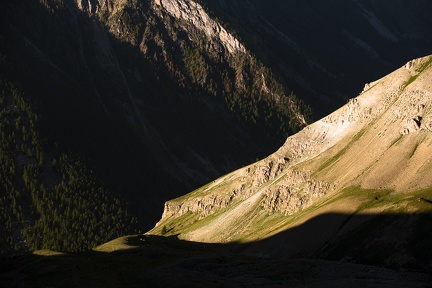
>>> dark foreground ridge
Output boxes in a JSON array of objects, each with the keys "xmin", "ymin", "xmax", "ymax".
[{"xmin": 1, "ymin": 212, "xmax": 431, "ymax": 287}]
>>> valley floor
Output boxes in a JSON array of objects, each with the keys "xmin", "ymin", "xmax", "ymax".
[{"xmin": 1, "ymin": 235, "xmax": 430, "ymax": 288}]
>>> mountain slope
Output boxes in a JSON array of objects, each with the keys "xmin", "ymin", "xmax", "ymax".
[
  {"xmin": 1, "ymin": 0, "xmax": 310, "ymax": 237},
  {"xmin": 1, "ymin": 0, "xmax": 431, "ymax": 256},
  {"xmin": 195, "ymin": 0, "xmax": 432, "ymax": 117},
  {"xmin": 149, "ymin": 55, "xmax": 432, "ymax": 270}
]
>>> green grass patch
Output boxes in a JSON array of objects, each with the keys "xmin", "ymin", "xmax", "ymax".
[
  {"xmin": 404, "ymin": 74, "xmax": 419, "ymax": 88},
  {"xmin": 313, "ymin": 146, "xmax": 348, "ymax": 176},
  {"xmin": 337, "ymin": 186, "xmax": 432, "ymax": 213},
  {"xmin": 407, "ymin": 187, "xmax": 432, "ymax": 211},
  {"xmin": 417, "ymin": 56, "xmax": 432, "ymax": 73},
  {"xmin": 152, "ymin": 211, "xmax": 199, "ymax": 236},
  {"xmin": 339, "ymin": 186, "xmax": 410, "ymax": 212},
  {"xmin": 313, "ymin": 129, "xmax": 366, "ymax": 177}
]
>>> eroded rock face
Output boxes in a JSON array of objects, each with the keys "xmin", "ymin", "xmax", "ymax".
[
  {"xmin": 74, "ymin": 0, "xmax": 116, "ymax": 15},
  {"xmin": 154, "ymin": 0, "xmax": 246, "ymax": 55},
  {"xmin": 398, "ymin": 90, "xmax": 432, "ymax": 134},
  {"xmin": 162, "ymin": 192, "xmax": 236, "ymax": 220},
  {"xmin": 260, "ymin": 170, "xmax": 334, "ymax": 216},
  {"xmin": 160, "ymin": 155, "xmax": 332, "ymax": 221}
]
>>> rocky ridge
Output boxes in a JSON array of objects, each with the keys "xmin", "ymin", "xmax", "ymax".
[{"xmin": 150, "ymin": 55, "xmax": 432, "ymax": 245}]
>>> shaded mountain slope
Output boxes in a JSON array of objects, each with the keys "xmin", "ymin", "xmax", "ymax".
[
  {"xmin": 149, "ymin": 55, "xmax": 432, "ymax": 270},
  {"xmin": 1, "ymin": 0, "xmax": 309, "ymax": 238},
  {"xmin": 196, "ymin": 0, "xmax": 432, "ymax": 117}
]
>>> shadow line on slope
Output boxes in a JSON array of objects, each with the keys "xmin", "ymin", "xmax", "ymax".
[{"xmin": 2, "ymin": 212, "xmax": 431, "ymax": 287}]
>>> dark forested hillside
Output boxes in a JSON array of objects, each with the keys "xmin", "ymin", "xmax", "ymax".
[
  {"xmin": 0, "ymin": 78, "xmax": 140, "ymax": 254},
  {"xmin": 1, "ymin": 0, "xmax": 310, "ymax": 253}
]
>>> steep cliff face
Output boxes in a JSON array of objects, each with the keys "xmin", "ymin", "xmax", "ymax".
[{"xmin": 150, "ymin": 56, "xmax": 432, "ymax": 269}]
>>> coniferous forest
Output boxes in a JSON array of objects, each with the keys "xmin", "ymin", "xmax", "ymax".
[{"xmin": 0, "ymin": 79, "xmax": 140, "ymax": 255}]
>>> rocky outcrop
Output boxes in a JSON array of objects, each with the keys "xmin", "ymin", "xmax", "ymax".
[
  {"xmin": 154, "ymin": 0, "xmax": 246, "ymax": 55},
  {"xmin": 252, "ymin": 157, "xmax": 288, "ymax": 186},
  {"xmin": 398, "ymin": 89, "xmax": 432, "ymax": 134},
  {"xmin": 260, "ymin": 170, "xmax": 334, "ymax": 216},
  {"xmin": 161, "ymin": 192, "xmax": 235, "ymax": 220},
  {"xmin": 160, "ymin": 155, "xmax": 332, "ymax": 221}
]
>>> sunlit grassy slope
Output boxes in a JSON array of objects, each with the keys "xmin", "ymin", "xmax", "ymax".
[{"xmin": 147, "ymin": 55, "xmax": 432, "ymax": 269}]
